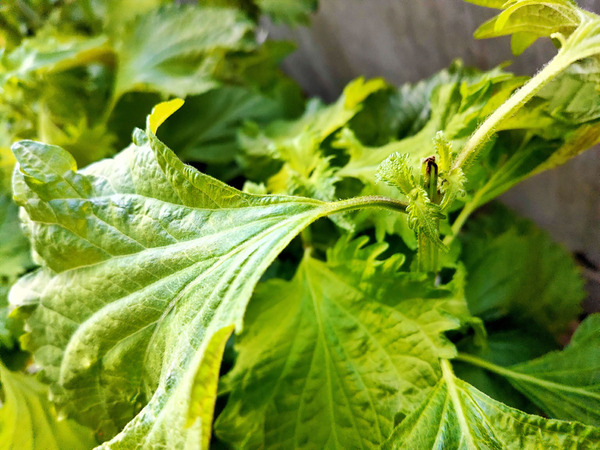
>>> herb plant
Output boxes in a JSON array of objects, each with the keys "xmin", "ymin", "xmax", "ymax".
[{"xmin": 1, "ymin": 0, "xmax": 600, "ymax": 448}]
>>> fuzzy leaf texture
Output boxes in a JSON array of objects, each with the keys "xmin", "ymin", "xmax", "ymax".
[
  {"xmin": 376, "ymin": 153, "xmax": 446, "ymax": 250},
  {"xmin": 0, "ymin": 362, "xmax": 96, "ymax": 450},
  {"xmin": 376, "ymin": 152, "xmax": 416, "ymax": 196},
  {"xmin": 9, "ymin": 101, "xmax": 361, "ymax": 447},
  {"xmin": 215, "ymin": 236, "xmax": 468, "ymax": 448},
  {"xmin": 383, "ymin": 361, "xmax": 600, "ymax": 449}
]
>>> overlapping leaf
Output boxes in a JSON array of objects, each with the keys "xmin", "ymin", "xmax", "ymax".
[
  {"xmin": 504, "ymin": 314, "xmax": 600, "ymax": 426},
  {"xmin": 0, "ymin": 1, "xmax": 305, "ymax": 171},
  {"xmin": 9, "ymin": 102, "xmax": 398, "ymax": 446},
  {"xmin": 453, "ymin": 326, "xmax": 558, "ymax": 413},
  {"xmin": 158, "ymin": 85, "xmax": 299, "ymax": 165},
  {"xmin": 239, "ymin": 77, "xmax": 385, "ymax": 199},
  {"xmin": 335, "ymin": 66, "xmax": 522, "ymax": 197},
  {"xmin": 467, "ymin": 0, "xmax": 583, "ymax": 55},
  {"xmin": 0, "ymin": 362, "xmax": 96, "ymax": 450},
  {"xmin": 0, "ymin": 146, "xmax": 32, "ymax": 351},
  {"xmin": 460, "ymin": 204, "xmax": 585, "ymax": 335},
  {"xmin": 112, "ymin": 5, "xmax": 256, "ymax": 98},
  {"xmin": 216, "ymin": 236, "xmax": 468, "ymax": 448},
  {"xmin": 333, "ymin": 67, "xmax": 523, "ymax": 242},
  {"xmin": 384, "ymin": 361, "xmax": 600, "ymax": 449}
]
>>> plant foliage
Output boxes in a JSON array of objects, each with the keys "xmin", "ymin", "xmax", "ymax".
[{"xmin": 1, "ymin": 0, "xmax": 600, "ymax": 449}]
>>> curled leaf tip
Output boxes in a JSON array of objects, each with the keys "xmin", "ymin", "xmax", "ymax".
[{"xmin": 148, "ymin": 98, "xmax": 185, "ymax": 134}]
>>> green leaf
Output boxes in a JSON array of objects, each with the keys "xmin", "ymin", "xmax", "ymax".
[
  {"xmin": 461, "ymin": 61, "xmax": 600, "ymax": 210},
  {"xmin": 406, "ymin": 187, "xmax": 446, "ymax": 250},
  {"xmin": 533, "ymin": 123, "xmax": 600, "ymax": 175},
  {"xmin": 460, "ymin": 204, "xmax": 585, "ymax": 335},
  {"xmin": 463, "ymin": 127, "xmax": 600, "ymax": 213},
  {"xmin": 453, "ymin": 326, "xmax": 559, "ymax": 414},
  {"xmin": 335, "ymin": 83, "xmax": 459, "ymax": 185},
  {"xmin": 215, "ymin": 236, "xmax": 467, "ymax": 448},
  {"xmin": 0, "ymin": 279, "xmax": 18, "ymax": 350},
  {"xmin": 469, "ymin": 0, "xmax": 581, "ymax": 55},
  {"xmin": 337, "ymin": 66, "xmax": 521, "ymax": 189},
  {"xmin": 505, "ymin": 314, "xmax": 600, "ymax": 426},
  {"xmin": 239, "ymin": 77, "xmax": 385, "ymax": 199},
  {"xmin": 348, "ymin": 62, "xmax": 466, "ymax": 146},
  {"xmin": 35, "ymin": 82, "xmax": 118, "ymax": 168},
  {"xmin": 332, "ymin": 68, "xmax": 515, "ymax": 242},
  {"xmin": 384, "ymin": 360, "xmax": 600, "ymax": 449},
  {"xmin": 112, "ymin": 5, "xmax": 256, "ymax": 98},
  {"xmin": 265, "ymin": 135, "xmax": 340, "ymax": 202},
  {"xmin": 0, "ymin": 193, "xmax": 32, "ymax": 351},
  {"xmin": 535, "ymin": 59, "xmax": 600, "ymax": 124},
  {"xmin": 335, "ymin": 63, "xmax": 599, "ymax": 223},
  {"xmin": 9, "ymin": 103, "xmax": 397, "ymax": 446},
  {"xmin": 0, "ymin": 362, "xmax": 96, "ymax": 450},
  {"xmin": 0, "ymin": 145, "xmax": 32, "ymax": 350},
  {"xmin": 0, "ymin": 194, "xmax": 32, "ymax": 279},
  {"xmin": 240, "ymin": 77, "xmax": 386, "ymax": 169},
  {"xmin": 376, "ymin": 152, "xmax": 417, "ymax": 196},
  {"xmin": 98, "ymin": 0, "xmax": 170, "ymax": 34},
  {"xmin": 0, "ymin": 32, "xmax": 110, "ymax": 81},
  {"xmin": 468, "ymin": 0, "xmax": 600, "ymax": 63},
  {"xmin": 158, "ymin": 85, "xmax": 298, "ymax": 164},
  {"xmin": 255, "ymin": 0, "xmax": 317, "ymax": 24}
]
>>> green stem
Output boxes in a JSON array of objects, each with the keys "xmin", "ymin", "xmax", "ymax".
[
  {"xmin": 444, "ymin": 51, "xmax": 573, "ymax": 245},
  {"xmin": 454, "ymin": 353, "xmax": 600, "ymax": 399},
  {"xmin": 454, "ymin": 353, "xmax": 517, "ymax": 377},
  {"xmin": 419, "ymin": 157, "xmax": 440, "ymax": 272},
  {"xmin": 441, "ymin": 358, "xmax": 455, "ymax": 380},
  {"xmin": 327, "ymin": 195, "xmax": 408, "ymax": 215},
  {"xmin": 301, "ymin": 226, "xmax": 313, "ymax": 250},
  {"xmin": 452, "ymin": 51, "xmax": 571, "ymax": 172},
  {"xmin": 442, "ymin": 191, "xmax": 482, "ymax": 247},
  {"xmin": 100, "ymin": 92, "xmax": 120, "ymax": 125}
]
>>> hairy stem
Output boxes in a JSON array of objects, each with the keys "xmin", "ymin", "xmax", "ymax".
[
  {"xmin": 452, "ymin": 52, "xmax": 570, "ymax": 172},
  {"xmin": 327, "ymin": 195, "xmax": 408, "ymax": 215},
  {"xmin": 445, "ymin": 50, "xmax": 574, "ymax": 244}
]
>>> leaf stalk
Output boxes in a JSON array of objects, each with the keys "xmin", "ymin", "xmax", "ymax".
[
  {"xmin": 327, "ymin": 195, "xmax": 408, "ymax": 215},
  {"xmin": 452, "ymin": 52, "xmax": 571, "ymax": 172}
]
